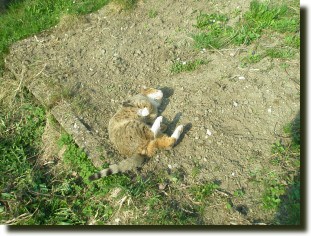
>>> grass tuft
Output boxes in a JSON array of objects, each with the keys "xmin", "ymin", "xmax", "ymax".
[{"xmin": 171, "ymin": 59, "xmax": 209, "ymax": 74}]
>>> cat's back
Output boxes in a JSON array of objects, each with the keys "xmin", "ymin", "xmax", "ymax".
[{"xmin": 108, "ymin": 107, "xmax": 152, "ymax": 156}]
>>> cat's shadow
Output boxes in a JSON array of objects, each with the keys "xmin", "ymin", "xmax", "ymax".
[
  {"xmin": 167, "ymin": 113, "xmax": 192, "ymax": 146},
  {"xmin": 158, "ymin": 86, "xmax": 192, "ymax": 144},
  {"xmin": 158, "ymin": 86, "xmax": 174, "ymax": 114}
]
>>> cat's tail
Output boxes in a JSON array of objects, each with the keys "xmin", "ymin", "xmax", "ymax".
[{"xmin": 88, "ymin": 154, "xmax": 146, "ymax": 181}]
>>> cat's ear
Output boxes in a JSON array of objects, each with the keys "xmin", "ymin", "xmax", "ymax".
[
  {"xmin": 137, "ymin": 107, "xmax": 150, "ymax": 117},
  {"xmin": 122, "ymin": 100, "xmax": 133, "ymax": 107}
]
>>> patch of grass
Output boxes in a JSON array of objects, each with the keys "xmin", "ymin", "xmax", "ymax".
[
  {"xmin": 148, "ymin": 9, "xmax": 158, "ymax": 18},
  {"xmin": 241, "ymin": 51, "xmax": 265, "ymax": 64},
  {"xmin": 265, "ymin": 47, "xmax": 295, "ymax": 59},
  {"xmin": 233, "ymin": 189, "xmax": 246, "ymax": 198},
  {"xmin": 193, "ymin": 0, "xmax": 300, "ymax": 62},
  {"xmin": 195, "ymin": 13, "xmax": 229, "ymax": 30},
  {"xmin": 0, "ymin": 90, "xmax": 49, "ymax": 224},
  {"xmin": 0, "ymin": 0, "xmax": 110, "ymax": 75},
  {"xmin": 56, "ymin": 136, "xmax": 203, "ymax": 225},
  {"xmin": 132, "ymin": 187, "xmax": 202, "ymax": 224},
  {"xmin": 193, "ymin": 12, "xmax": 232, "ymax": 49},
  {"xmin": 284, "ymin": 35, "xmax": 300, "ymax": 48},
  {"xmin": 277, "ymin": 178, "xmax": 300, "ymax": 225},
  {"xmin": 262, "ymin": 184, "xmax": 286, "ymax": 210},
  {"xmin": 264, "ymin": 117, "xmax": 300, "ymax": 224},
  {"xmin": 170, "ymin": 59, "xmax": 209, "ymax": 74},
  {"xmin": 190, "ymin": 182, "xmax": 220, "ymax": 202}
]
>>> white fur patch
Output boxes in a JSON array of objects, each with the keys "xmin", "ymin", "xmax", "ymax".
[
  {"xmin": 147, "ymin": 90, "xmax": 163, "ymax": 100},
  {"xmin": 137, "ymin": 107, "xmax": 150, "ymax": 117},
  {"xmin": 151, "ymin": 116, "xmax": 163, "ymax": 137},
  {"xmin": 171, "ymin": 125, "xmax": 183, "ymax": 140}
]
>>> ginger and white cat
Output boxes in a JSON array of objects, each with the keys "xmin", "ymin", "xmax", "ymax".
[{"xmin": 89, "ymin": 87, "xmax": 184, "ymax": 181}]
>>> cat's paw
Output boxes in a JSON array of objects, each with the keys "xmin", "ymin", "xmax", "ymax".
[
  {"xmin": 151, "ymin": 116, "xmax": 163, "ymax": 136},
  {"xmin": 171, "ymin": 125, "xmax": 184, "ymax": 140},
  {"xmin": 137, "ymin": 107, "xmax": 150, "ymax": 117},
  {"xmin": 155, "ymin": 116, "xmax": 163, "ymax": 123}
]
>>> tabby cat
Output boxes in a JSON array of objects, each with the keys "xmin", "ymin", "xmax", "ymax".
[{"xmin": 89, "ymin": 87, "xmax": 184, "ymax": 181}]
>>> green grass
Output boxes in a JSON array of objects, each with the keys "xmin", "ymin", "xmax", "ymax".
[
  {"xmin": 190, "ymin": 182, "xmax": 219, "ymax": 202},
  {"xmin": 0, "ymin": 0, "xmax": 111, "ymax": 75},
  {"xmin": 148, "ymin": 9, "xmax": 158, "ymax": 18},
  {"xmin": 170, "ymin": 59, "xmax": 209, "ymax": 74},
  {"xmin": 263, "ymin": 118, "xmax": 300, "ymax": 224},
  {"xmin": 193, "ymin": 0, "xmax": 300, "ymax": 62}
]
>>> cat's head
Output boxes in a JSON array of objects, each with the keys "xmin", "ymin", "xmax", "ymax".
[
  {"xmin": 122, "ymin": 87, "xmax": 163, "ymax": 121},
  {"xmin": 140, "ymin": 86, "xmax": 163, "ymax": 107}
]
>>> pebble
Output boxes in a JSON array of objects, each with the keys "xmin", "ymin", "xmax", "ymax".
[
  {"xmin": 233, "ymin": 101, "xmax": 238, "ymax": 107},
  {"xmin": 267, "ymin": 107, "xmax": 272, "ymax": 114},
  {"xmin": 206, "ymin": 129, "xmax": 212, "ymax": 136}
]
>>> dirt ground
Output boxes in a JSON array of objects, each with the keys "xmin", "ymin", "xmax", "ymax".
[{"xmin": 3, "ymin": 0, "xmax": 300, "ymax": 224}]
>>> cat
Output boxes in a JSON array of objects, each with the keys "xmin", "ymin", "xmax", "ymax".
[{"xmin": 89, "ymin": 86, "xmax": 184, "ymax": 181}]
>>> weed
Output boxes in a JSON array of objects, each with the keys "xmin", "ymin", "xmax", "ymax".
[
  {"xmin": 262, "ymin": 185, "xmax": 285, "ymax": 210},
  {"xmin": 171, "ymin": 59, "xmax": 208, "ymax": 74},
  {"xmin": 148, "ymin": 9, "xmax": 158, "ymax": 18},
  {"xmin": 242, "ymin": 51, "xmax": 264, "ymax": 64},
  {"xmin": 233, "ymin": 189, "xmax": 246, "ymax": 197},
  {"xmin": 190, "ymin": 182, "xmax": 219, "ymax": 202},
  {"xmin": 195, "ymin": 13, "xmax": 229, "ymax": 30},
  {"xmin": 262, "ymin": 117, "xmax": 300, "ymax": 224},
  {"xmin": 284, "ymin": 35, "xmax": 300, "ymax": 48},
  {"xmin": 265, "ymin": 47, "xmax": 295, "ymax": 59}
]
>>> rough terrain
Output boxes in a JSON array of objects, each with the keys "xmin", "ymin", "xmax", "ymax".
[{"xmin": 3, "ymin": 0, "xmax": 300, "ymax": 224}]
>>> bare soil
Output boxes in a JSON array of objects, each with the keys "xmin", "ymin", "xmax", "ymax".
[{"xmin": 3, "ymin": 0, "xmax": 300, "ymax": 224}]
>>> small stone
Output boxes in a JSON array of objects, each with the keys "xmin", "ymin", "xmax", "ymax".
[
  {"xmin": 158, "ymin": 183, "xmax": 167, "ymax": 190},
  {"xmin": 206, "ymin": 129, "xmax": 212, "ymax": 136},
  {"xmin": 268, "ymin": 107, "xmax": 272, "ymax": 114},
  {"xmin": 238, "ymin": 76, "xmax": 245, "ymax": 80},
  {"xmin": 233, "ymin": 101, "xmax": 238, "ymax": 107}
]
